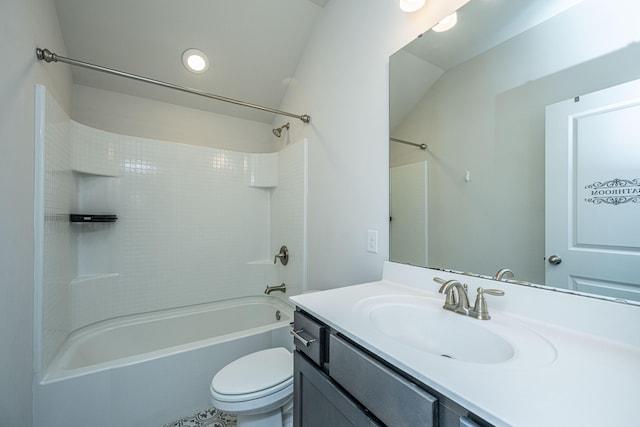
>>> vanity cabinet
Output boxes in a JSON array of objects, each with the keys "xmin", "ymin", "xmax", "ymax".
[
  {"xmin": 293, "ymin": 309, "xmax": 491, "ymax": 427},
  {"xmin": 294, "ymin": 351, "xmax": 381, "ymax": 426}
]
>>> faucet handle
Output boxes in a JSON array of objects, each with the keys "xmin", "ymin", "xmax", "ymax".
[
  {"xmin": 469, "ymin": 287, "xmax": 504, "ymax": 320},
  {"xmin": 482, "ymin": 288, "xmax": 505, "ymax": 297},
  {"xmin": 273, "ymin": 245, "xmax": 289, "ymax": 265}
]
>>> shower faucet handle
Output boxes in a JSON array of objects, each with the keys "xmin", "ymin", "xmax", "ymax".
[{"xmin": 274, "ymin": 245, "xmax": 289, "ymax": 265}]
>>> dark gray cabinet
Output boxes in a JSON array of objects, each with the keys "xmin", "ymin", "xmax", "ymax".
[
  {"xmin": 293, "ymin": 309, "xmax": 493, "ymax": 427},
  {"xmin": 294, "ymin": 351, "xmax": 381, "ymax": 426},
  {"xmin": 329, "ymin": 334, "xmax": 438, "ymax": 426}
]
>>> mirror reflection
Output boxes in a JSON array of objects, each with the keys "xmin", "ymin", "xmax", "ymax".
[{"xmin": 389, "ymin": 0, "xmax": 640, "ymax": 301}]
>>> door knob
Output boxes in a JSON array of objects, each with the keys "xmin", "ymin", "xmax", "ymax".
[{"xmin": 548, "ymin": 255, "xmax": 562, "ymax": 265}]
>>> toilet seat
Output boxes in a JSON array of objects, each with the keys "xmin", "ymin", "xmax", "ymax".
[
  {"xmin": 210, "ymin": 377, "xmax": 293, "ymax": 403},
  {"xmin": 210, "ymin": 347, "xmax": 293, "ymax": 403}
]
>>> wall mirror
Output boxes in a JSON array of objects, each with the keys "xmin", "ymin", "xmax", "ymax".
[{"xmin": 389, "ymin": 0, "xmax": 640, "ymax": 303}]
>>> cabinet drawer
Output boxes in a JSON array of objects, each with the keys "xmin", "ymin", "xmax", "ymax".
[
  {"xmin": 293, "ymin": 311, "xmax": 325, "ymax": 366},
  {"xmin": 329, "ymin": 334, "xmax": 438, "ymax": 427}
]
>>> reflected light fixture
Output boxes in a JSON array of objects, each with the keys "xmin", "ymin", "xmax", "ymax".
[
  {"xmin": 182, "ymin": 48, "xmax": 209, "ymax": 73},
  {"xmin": 432, "ymin": 12, "xmax": 458, "ymax": 32},
  {"xmin": 399, "ymin": 0, "xmax": 425, "ymax": 13}
]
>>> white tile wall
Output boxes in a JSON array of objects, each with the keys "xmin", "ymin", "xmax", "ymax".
[
  {"xmin": 247, "ymin": 152, "xmax": 279, "ymax": 187},
  {"xmin": 41, "ymin": 89, "xmax": 76, "ymax": 371},
  {"xmin": 271, "ymin": 140, "xmax": 308, "ymax": 294},
  {"xmin": 39, "ymin": 87, "xmax": 307, "ymax": 371},
  {"xmin": 71, "ymin": 125, "xmax": 120, "ymax": 177},
  {"xmin": 71, "ymin": 124, "xmax": 276, "ymax": 327}
]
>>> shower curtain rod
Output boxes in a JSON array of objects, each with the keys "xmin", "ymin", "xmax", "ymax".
[
  {"xmin": 36, "ymin": 48, "xmax": 311, "ymax": 123},
  {"xmin": 390, "ymin": 137, "xmax": 427, "ymax": 150}
]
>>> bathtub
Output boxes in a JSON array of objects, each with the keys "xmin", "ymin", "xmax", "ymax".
[{"xmin": 34, "ymin": 296, "xmax": 294, "ymax": 427}]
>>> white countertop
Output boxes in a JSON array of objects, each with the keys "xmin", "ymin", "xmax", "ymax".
[{"xmin": 290, "ymin": 262, "xmax": 640, "ymax": 427}]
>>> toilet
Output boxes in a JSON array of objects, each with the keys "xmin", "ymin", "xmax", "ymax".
[{"xmin": 210, "ymin": 347, "xmax": 294, "ymax": 427}]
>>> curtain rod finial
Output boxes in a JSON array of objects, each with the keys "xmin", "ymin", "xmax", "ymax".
[{"xmin": 36, "ymin": 48, "xmax": 57, "ymax": 63}]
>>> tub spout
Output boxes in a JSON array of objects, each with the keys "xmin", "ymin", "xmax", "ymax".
[{"xmin": 265, "ymin": 283, "xmax": 287, "ymax": 295}]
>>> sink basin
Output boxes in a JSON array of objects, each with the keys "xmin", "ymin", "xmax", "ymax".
[
  {"xmin": 370, "ymin": 302, "xmax": 513, "ymax": 363},
  {"xmin": 355, "ymin": 295, "xmax": 556, "ymax": 366}
]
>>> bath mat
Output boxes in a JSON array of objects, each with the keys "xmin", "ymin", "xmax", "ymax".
[{"xmin": 163, "ymin": 408, "xmax": 236, "ymax": 427}]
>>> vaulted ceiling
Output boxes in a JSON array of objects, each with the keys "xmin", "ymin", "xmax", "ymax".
[{"xmin": 54, "ymin": 0, "xmax": 328, "ymax": 123}]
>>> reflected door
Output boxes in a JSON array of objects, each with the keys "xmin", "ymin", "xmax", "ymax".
[
  {"xmin": 545, "ymin": 79, "xmax": 640, "ymax": 301},
  {"xmin": 390, "ymin": 161, "xmax": 428, "ymax": 267}
]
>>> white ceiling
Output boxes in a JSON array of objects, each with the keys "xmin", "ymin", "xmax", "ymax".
[
  {"xmin": 390, "ymin": 0, "xmax": 585, "ymax": 131},
  {"xmin": 53, "ymin": 0, "xmax": 327, "ymax": 124},
  {"xmin": 403, "ymin": 0, "xmax": 584, "ymax": 71}
]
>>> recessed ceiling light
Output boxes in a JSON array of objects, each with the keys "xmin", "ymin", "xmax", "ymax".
[
  {"xmin": 182, "ymin": 48, "xmax": 209, "ymax": 73},
  {"xmin": 399, "ymin": 0, "xmax": 425, "ymax": 13},
  {"xmin": 432, "ymin": 12, "xmax": 458, "ymax": 32}
]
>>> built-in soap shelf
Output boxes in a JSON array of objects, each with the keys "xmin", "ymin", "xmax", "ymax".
[
  {"xmin": 71, "ymin": 136, "xmax": 121, "ymax": 177},
  {"xmin": 246, "ymin": 152, "xmax": 278, "ymax": 188},
  {"xmin": 71, "ymin": 273, "xmax": 119, "ymax": 286},
  {"xmin": 72, "ymin": 169, "xmax": 120, "ymax": 178},
  {"xmin": 70, "ymin": 274, "xmax": 120, "ymax": 329},
  {"xmin": 73, "ymin": 164, "xmax": 120, "ymax": 226}
]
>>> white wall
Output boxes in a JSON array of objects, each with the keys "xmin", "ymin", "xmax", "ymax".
[
  {"xmin": 391, "ymin": 0, "xmax": 640, "ymax": 284},
  {"xmin": 1, "ymin": 0, "xmax": 468, "ymax": 423},
  {"xmin": 62, "ymin": 0, "xmax": 469, "ymax": 294},
  {"xmin": 271, "ymin": 140, "xmax": 308, "ymax": 293},
  {"xmin": 0, "ymin": 0, "xmax": 72, "ymax": 425},
  {"xmin": 73, "ymin": 85, "xmax": 278, "ymax": 153},
  {"xmin": 277, "ymin": 0, "xmax": 469, "ymax": 290}
]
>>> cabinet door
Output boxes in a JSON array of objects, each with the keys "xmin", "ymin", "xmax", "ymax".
[
  {"xmin": 294, "ymin": 351, "xmax": 381, "ymax": 427},
  {"xmin": 329, "ymin": 334, "xmax": 438, "ymax": 427}
]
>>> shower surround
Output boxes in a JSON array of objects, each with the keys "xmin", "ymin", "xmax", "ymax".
[{"xmin": 35, "ymin": 85, "xmax": 306, "ymax": 376}]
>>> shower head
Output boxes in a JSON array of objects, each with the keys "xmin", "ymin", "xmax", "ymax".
[{"xmin": 272, "ymin": 122, "xmax": 290, "ymax": 137}]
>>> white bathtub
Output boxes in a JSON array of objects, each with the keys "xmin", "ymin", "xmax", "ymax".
[{"xmin": 34, "ymin": 296, "xmax": 294, "ymax": 427}]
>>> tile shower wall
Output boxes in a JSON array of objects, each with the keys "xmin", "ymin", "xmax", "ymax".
[
  {"xmin": 69, "ymin": 123, "xmax": 273, "ymax": 330},
  {"xmin": 40, "ymin": 88, "xmax": 76, "ymax": 372},
  {"xmin": 39, "ymin": 88, "xmax": 306, "ymax": 372},
  {"xmin": 271, "ymin": 141, "xmax": 308, "ymax": 294}
]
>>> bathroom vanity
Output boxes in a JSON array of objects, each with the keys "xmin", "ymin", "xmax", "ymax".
[
  {"xmin": 290, "ymin": 262, "xmax": 640, "ymax": 427},
  {"xmin": 292, "ymin": 309, "xmax": 485, "ymax": 426}
]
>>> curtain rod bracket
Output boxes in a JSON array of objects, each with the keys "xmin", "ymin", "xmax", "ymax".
[{"xmin": 36, "ymin": 48, "xmax": 311, "ymax": 124}]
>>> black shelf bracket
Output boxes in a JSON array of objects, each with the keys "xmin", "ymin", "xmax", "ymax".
[{"xmin": 69, "ymin": 214, "xmax": 117, "ymax": 223}]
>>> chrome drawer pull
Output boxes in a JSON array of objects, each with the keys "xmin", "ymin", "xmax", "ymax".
[{"xmin": 291, "ymin": 329, "xmax": 317, "ymax": 347}]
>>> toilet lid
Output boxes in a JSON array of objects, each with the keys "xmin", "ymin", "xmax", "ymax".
[{"xmin": 212, "ymin": 347, "xmax": 292, "ymax": 395}]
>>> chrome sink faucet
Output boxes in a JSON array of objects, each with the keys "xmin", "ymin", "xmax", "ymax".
[{"xmin": 434, "ymin": 278, "xmax": 504, "ymax": 320}]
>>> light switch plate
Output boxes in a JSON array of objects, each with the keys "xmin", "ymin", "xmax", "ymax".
[{"xmin": 367, "ymin": 230, "xmax": 378, "ymax": 253}]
